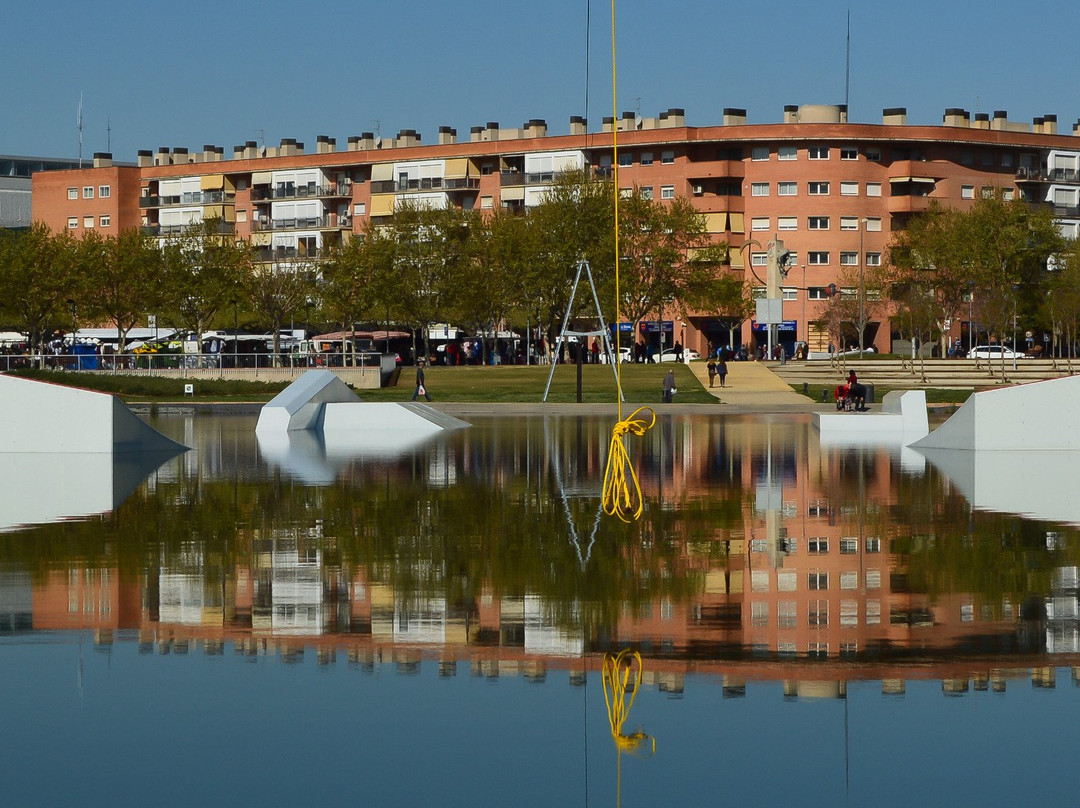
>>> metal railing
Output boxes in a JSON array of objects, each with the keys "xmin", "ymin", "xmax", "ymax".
[
  {"xmin": 249, "ymin": 215, "xmax": 349, "ymax": 232},
  {"xmin": 1, "ymin": 350, "xmax": 385, "ymax": 374},
  {"xmin": 250, "ymin": 183, "xmax": 352, "ymax": 201}
]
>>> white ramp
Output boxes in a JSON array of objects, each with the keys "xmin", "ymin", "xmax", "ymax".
[
  {"xmin": 912, "ymin": 375, "xmax": 1080, "ymax": 450},
  {"xmin": 0, "ymin": 374, "xmax": 184, "ymax": 454},
  {"xmin": 813, "ymin": 390, "xmax": 929, "ymax": 442},
  {"xmin": 255, "ymin": 369, "xmax": 359, "ymax": 433}
]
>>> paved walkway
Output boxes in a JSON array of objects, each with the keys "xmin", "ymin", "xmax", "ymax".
[{"xmin": 688, "ymin": 359, "xmax": 817, "ymax": 411}]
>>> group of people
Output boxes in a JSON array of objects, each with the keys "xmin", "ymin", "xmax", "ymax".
[
  {"xmin": 705, "ymin": 356, "xmax": 728, "ymax": 388},
  {"xmin": 835, "ymin": 369, "xmax": 868, "ymax": 411}
]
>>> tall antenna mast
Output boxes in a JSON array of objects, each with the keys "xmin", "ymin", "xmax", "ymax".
[
  {"xmin": 77, "ymin": 93, "xmax": 84, "ymax": 168},
  {"xmin": 844, "ymin": 10, "xmax": 851, "ymax": 113},
  {"xmin": 107, "ymin": 115, "xmax": 112, "ymax": 154}
]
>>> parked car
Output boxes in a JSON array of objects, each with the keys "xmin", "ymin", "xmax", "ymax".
[
  {"xmin": 967, "ymin": 345, "xmax": 1025, "ymax": 360},
  {"xmin": 660, "ymin": 348, "xmax": 701, "ymax": 362},
  {"xmin": 600, "ymin": 346, "xmax": 633, "ymax": 364}
]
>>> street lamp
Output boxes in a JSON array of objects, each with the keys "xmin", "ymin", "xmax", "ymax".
[{"xmin": 858, "ymin": 219, "xmax": 867, "ymax": 358}]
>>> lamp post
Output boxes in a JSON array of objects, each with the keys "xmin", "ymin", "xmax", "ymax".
[
  {"xmin": 858, "ymin": 219, "xmax": 867, "ymax": 358},
  {"xmin": 967, "ymin": 284, "xmax": 975, "ymax": 356},
  {"xmin": 801, "ymin": 264, "xmax": 807, "ymax": 351},
  {"xmin": 232, "ymin": 300, "xmax": 238, "ymax": 368}
]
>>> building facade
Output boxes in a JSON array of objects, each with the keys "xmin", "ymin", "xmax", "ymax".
[
  {"xmin": 1, "ymin": 154, "xmax": 87, "ymax": 229},
  {"xmin": 31, "ymin": 104, "xmax": 1080, "ymax": 355}
]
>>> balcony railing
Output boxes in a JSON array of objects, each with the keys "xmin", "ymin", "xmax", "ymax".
[
  {"xmin": 250, "ymin": 183, "xmax": 352, "ymax": 201},
  {"xmin": 1053, "ymin": 204, "xmax": 1080, "ymax": 218},
  {"xmin": 141, "ymin": 190, "xmax": 231, "ymax": 207},
  {"xmin": 255, "ymin": 246, "xmax": 325, "ymax": 262},
  {"xmin": 370, "ymin": 177, "xmax": 453, "ymax": 194},
  {"xmin": 250, "ymin": 215, "xmax": 350, "ymax": 232},
  {"xmin": 1016, "ymin": 167, "xmax": 1047, "ymax": 182},
  {"xmin": 142, "ymin": 221, "xmax": 237, "ymax": 237}
]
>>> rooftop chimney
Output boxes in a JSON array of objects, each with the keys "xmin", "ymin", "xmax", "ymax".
[
  {"xmin": 92, "ymin": 152, "xmax": 113, "ymax": 168},
  {"xmin": 569, "ymin": 115, "xmax": 587, "ymax": 136},
  {"xmin": 882, "ymin": 107, "xmax": 907, "ymax": 126},
  {"xmin": 438, "ymin": 126, "xmax": 457, "ymax": 145},
  {"xmin": 943, "ymin": 108, "xmax": 970, "ymax": 127},
  {"xmin": 722, "ymin": 108, "xmax": 747, "ymax": 126},
  {"xmin": 137, "ymin": 149, "xmax": 153, "ymax": 167}
]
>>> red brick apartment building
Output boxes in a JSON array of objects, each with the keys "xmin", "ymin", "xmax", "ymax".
[{"xmin": 32, "ymin": 104, "xmax": 1080, "ymax": 355}]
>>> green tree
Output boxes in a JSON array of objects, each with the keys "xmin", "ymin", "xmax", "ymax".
[
  {"xmin": 246, "ymin": 259, "xmax": 319, "ymax": 363},
  {"xmin": 79, "ymin": 227, "xmax": 165, "ymax": 350},
  {"xmin": 321, "ymin": 228, "xmax": 396, "ymax": 344},
  {"xmin": 162, "ymin": 218, "xmax": 252, "ymax": 341},
  {"xmin": 1043, "ymin": 238, "xmax": 1080, "ymax": 362},
  {"xmin": 0, "ymin": 223, "xmax": 80, "ymax": 364}
]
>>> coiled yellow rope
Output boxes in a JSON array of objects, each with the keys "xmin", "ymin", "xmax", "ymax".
[
  {"xmin": 601, "ymin": 0, "xmax": 654, "ymax": 522},
  {"xmin": 602, "ymin": 649, "xmax": 655, "ymax": 755},
  {"xmin": 602, "ymin": 406, "xmax": 655, "ymax": 522}
]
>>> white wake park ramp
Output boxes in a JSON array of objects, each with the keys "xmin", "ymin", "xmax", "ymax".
[
  {"xmin": 0, "ymin": 374, "xmax": 187, "ymax": 530},
  {"xmin": 912, "ymin": 374, "xmax": 1080, "ymax": 451},
  {"xmin": 255, "ymin": 370, "xmax": 470, "ymax": 461}
]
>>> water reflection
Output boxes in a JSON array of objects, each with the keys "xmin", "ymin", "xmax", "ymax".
[{"xmin": 3, "ymin": 413, "xmax": 1079, "ymax": 677}]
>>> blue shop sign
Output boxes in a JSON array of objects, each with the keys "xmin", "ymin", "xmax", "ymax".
[
  {"xmin": 638, "ymin": 321, "xmax": 674, "ymax": 333},
  {"xmin": 751, "ymin": 319, "xmax": 798, "ymax": 331}
]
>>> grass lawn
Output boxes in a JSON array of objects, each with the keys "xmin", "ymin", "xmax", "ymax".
[
  {"xmin": 788, "ymin": 383, "xmax": 972, "ymax": 405},
  {"xmin": 9, "ymin": 363, "xmax": 716, "ymax": 405}
]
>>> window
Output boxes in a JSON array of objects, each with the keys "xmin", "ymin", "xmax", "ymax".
[
  {"xmin": 961, "ymin": 185, "xmax": 975, "ymax": 199},
  {"xmin": 750, "ymin": 538, "xmax": 769, "ymax": 553},
  {"xmin": 840, "ymin": 146, "xmax": 858, "ymax": 160},
  {"xmin": 751, "ymin": 601, "xmax": 769, "ymax": 626},
  {"xmin": 840, "ymin": 181, "xmax": 859, "ymax": 196},
  {"xmin": 778, "ymin": 601, "xmax": 797, "ymax": 628},
  {"xmin": 99, "ymin": 185, "xmax": 111, "ymax": 198},
  {"xmin": 840, "ymin": 251, "xmax": 858, "ymax": 266},
  {"xmin": 865, "ymin": 537, "xmax": 881, "ymax": 553},
  {"xmin": 751, "ymin": 253, "xmax": 768, "ymax": 266},
  {"xmin": 840, "ymin": 537, "xmax": 859, "ymax": 554},
  {"xmin": 808, "ymin": 538, "xmax": 828, "ymax": 554},
  {"xmin": 866, "ymin": 569, "xmax": 881, "ymax": 589},
  {"xmin": 777, "ymin": 181, "xmax": 797, "ymax": 196},
  {"xmin": 67, "ymin": 187, "xmax": 78, "ymax": 200},
  {"xmin": 777, "ymin": 571, "xmax": 797, "ymax": 592},
  {"xmin": 661, "ymin": 150, "xmax": 675, "ymax": 165},
  {"xmin": 840, "ymin": 571, "xmax": 858, "ymax": 590},
  {"xmin": 640, "ymin": 152, "xmax": 653, "ymax": 166},
  {"xmin": 808, "ymin": 572, "xmax": 829, "ymax": 590},
  {"xmin": 808, "ymin": 600, "xmax": 829, "ymax": 626},
  {"xmin": 67, "ymin": 216, "xmax": 78, "ymax": 229},
  {"xmin": 480, "ymin": 196, "xmax": 493, "ymax": 209},
  {"xmin": 751, "ymin": 182, "xmax": 769, "ymax": 196},
  {"xmin": 778, "ymin": 216, "xmax": 797, "ymax": 230},
  {"xmin": 778, "ymin": 145, "xmax": 797, "ymax": 161},
  {"xmin": 1002, "ymin": 187, "xmax": 1015, "ymax": 201},
  {"xmin": 808, "ymin": 287, "xmax": 829, "ymax": 300},
  {"xmin": 866, "ymin": 600, "xmax": 881, "ymax": 625},
  {"xmin": 83, "ymin": 186, "xmax": 94, "ymax": 199},
  {"xmin": 1002, "ymin": 153, "xmax": 1014, "ymax": 168},
  {"xmin": 751, "ymin": 571, "xmax": 770, "ymax": 592},
  {"xmin": 640, "ymin": 186, "xmax": 654, "ymax": 200},
  {"xmin": 752, "ymin": 146, "xmax": 770, "ymax": 161},
  {"xmin": 865, "ymin": 148, "xmax": 881, "ymax": 161},
  {"xmin": 782, "ymin": 287, "xmax": 798, "ymax": 300},
  {"xmin": 618, "ymin": 152, "xmax": 633, "ymax": 167},
  {"xmin": 865, "ymin": 217, "xmax": 882, "ymax": 232},
  {"xmin": 981, "ymin": 186, "xmax": 994, "ymax": 199},
  {"xmin": 751, "ymin": 217, "xmax": 769, "ymax": 231},
  {"xmin": 808, "ymin": 251, "xmax": 829, "ymax": 265},
  {"xmin": 481, "ymin": 163, "xmax": 494, "ymax": 175},
  {"xmin": 862, "ymin": 184, "xmax": 880, "ymax": 199},
  {"xmin": 841, "ymin": 600, "xmax": 859, "ymax": 626},
  {"xmin": 961, "ymin": 150, "xmax": 974, "ymax": 165},
  {"xmin": 866, "ymin": 252, "xmax": 882, "ymax": 267},
  {"xmin": 808, "ymin": 216, "xmax": 829, "ymax": 230},
  {"xmin": 99, "ymin": 214, "xmax": 110, "ymax": 227},
  {"xmin": 354, "ymin": 202, "xmax": 366, "ymax": 216},
  {"xmin": 809, "ymin": 146, "xmax": 830, "ymax": 160},
  {"xmin": 660, "ymin": 185, "xmax": 675, "ymax": 199},
  {"xmin": 808, "ymin": 181, "xmax": 829, "ymax": 195},
  {"xmin": 83, "ymin": 215, "xmax": 94, "ymax": 228}
]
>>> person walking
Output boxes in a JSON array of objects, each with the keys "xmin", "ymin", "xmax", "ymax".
[
  {"xmin": 412, "ymin": 359, "xmax": 432, "ymax": 402},
  {"xmin": 662, "ymin": 369, "xmax": 676, "ymax": 403},
  {"xmin": 707, "ymin": 357, "xmax": 717, "ymax": 388},
  {"xmin": 717, "ymin": 357, "xmax": 728, "ymax": 388}
]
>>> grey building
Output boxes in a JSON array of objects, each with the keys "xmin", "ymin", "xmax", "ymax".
[{"xmin": 0, "ymin": 154, "xmax": 83, "ymax": 229}]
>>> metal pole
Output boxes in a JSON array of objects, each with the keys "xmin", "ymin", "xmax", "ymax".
[{"xmin": 858, "ymin": 222, "xmax": 865, "ymax": 358}]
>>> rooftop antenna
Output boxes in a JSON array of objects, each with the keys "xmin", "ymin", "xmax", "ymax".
[
  {"xmin": 106, "ymin": 115, "xmax": 112, "ymax": 154},
  {"xmin": 844, "ymin": 10, "xmax": 850, "ymax": 113},
  {"xmin": 77, "ymin": 93, "xmax": 84, "ymax": 168}
]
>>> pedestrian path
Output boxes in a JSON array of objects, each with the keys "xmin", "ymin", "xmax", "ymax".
[{"xmin": 687, "ymin": 360, "xmax": 816, "ymax": 411}]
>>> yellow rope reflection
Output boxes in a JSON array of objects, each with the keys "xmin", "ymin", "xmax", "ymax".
[
  {"xmin": 602, "ymin": 407, "xmax": 655, "ymax": 522},
  {"xmin": 602, "ymin": 649, "xmax": 655, "ymax": 807}
]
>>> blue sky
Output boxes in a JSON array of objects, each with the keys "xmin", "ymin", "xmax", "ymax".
[{"xmin": 6, "ymin": 0, "xmax": 1080, "ymax": 161}]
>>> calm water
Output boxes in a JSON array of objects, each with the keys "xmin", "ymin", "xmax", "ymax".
[{"xmin": 2, "ymin": 412, "xmax": 1079, "ymax": 807}]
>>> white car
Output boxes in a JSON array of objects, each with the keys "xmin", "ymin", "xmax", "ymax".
[
  {"xmin": 968, "ymin": 345, "xmax": 1025, "ymax": 360},
  {"xmin": 600, "ymin": 346, "xmax": 633, "ymax": 364},
  {"xmin": 660, "ymin": 348, "xmax": 701, "ymax": 363}
]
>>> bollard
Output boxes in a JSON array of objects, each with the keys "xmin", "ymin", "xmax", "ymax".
[
  {"xmin": 803, "ymin": 382, "xmax": 809, "ymax": 396},
  {"xmin": 821, "ymin": 388, "xmax": 829, "ymax": 403}
]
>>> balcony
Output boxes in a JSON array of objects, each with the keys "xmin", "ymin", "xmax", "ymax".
[
  {"xmin": 1016, "ymin": 166, "xmax": 1048, "ymax": 182},
  {"xmin": 887, "ymin": 195, "xmax": 933, "ymax": 214},
  {"xmin": 1049, "ymin": 167, "xmax": 1080, "ymax": 184},
  {"xmin": 250, "ymin": 215, "xmax": 349, "ymax": 232},
  {"xmin": 370, "ymin": 177, "xmax": 451, "ymax": 194},
  {"xmin": 444, "ymin": 177, "xmax": 481, "ymax": 191},
  {"xmin": 141, "ymin": 190, "xmax": 231, "ymax": 207},
  {"xmin": 686, "ymin": 160, "xmax": 745, "ymax": 180},
  {"xmin": 500, "ymin": 171, "xmax": 524, "ymax": 187},
  {"xmin": 1053, "ymin": 204, "xmax": 1080, "ymax": 218},
  {"xmin": 255, "ymin": 246, "xmax": 324, "ymax": 263},
  {"xmin": 141, "ymin": 221, "xmax": 237, "ymax": 237},
  {"xmin": 250, "ymin": 183, "xmax": 352, "ymax": 201}
]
